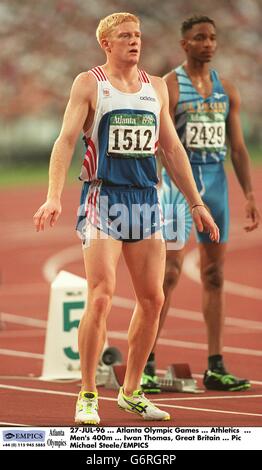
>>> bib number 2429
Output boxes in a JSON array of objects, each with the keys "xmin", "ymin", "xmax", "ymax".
[{"xmin": 186, "ymin": 122, "xmax": 225, "ymax": 149}]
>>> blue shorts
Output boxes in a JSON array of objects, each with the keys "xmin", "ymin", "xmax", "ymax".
[
  {"xmin": 160, "ymin": 163, "xmax": 229, "ymax": 244},
  {"xmin": 76, "ymin": 181, "xmax": 163, "ymax": 245}
]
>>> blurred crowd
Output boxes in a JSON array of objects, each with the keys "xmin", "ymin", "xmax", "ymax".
[{"xmin": 1, "ymin": 0, "xmax": 262, "ymax": 157}]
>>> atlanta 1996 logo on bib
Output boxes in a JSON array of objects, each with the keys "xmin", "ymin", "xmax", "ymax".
[{"xmin": 108, "ymin": 111, "xmax": 156, "ymax": 158}]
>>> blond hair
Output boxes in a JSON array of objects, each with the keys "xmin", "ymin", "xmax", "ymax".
[{"xmin": 96, "ymin": 12, "xmax": 140, "ymax": 45}]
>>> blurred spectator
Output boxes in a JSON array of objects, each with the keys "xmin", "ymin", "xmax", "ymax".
[{"xmin": 1, "ymin": 0, "xmax": 261, "ymax": 163}]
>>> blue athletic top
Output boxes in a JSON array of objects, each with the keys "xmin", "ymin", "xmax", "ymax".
[
  {"xmin": 79, "ymin": 66, "xmax": 161, "ymax": 188},
  {"xmin": 172, "ymin": 65, "xmax": 230, "ymax": 165}
]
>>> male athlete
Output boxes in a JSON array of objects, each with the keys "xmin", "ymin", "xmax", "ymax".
[
  {"xmin": 33, "ymin": 13, "xmax": 219, "ymax": 425},
  {"xmin": 142, "ymin": 16, "xmax": 260, "ymax": 394}
]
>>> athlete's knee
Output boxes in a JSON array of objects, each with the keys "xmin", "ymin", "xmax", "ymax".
[
  {"xmin": 139, "ymin": 290, "xmax": 165, "ymax": 316},
  {"xmin": 88, "ymin": 282, "xmax": 114, "ymax": 319},
  {"xmin": 93, "ymin": 292, "xmax": 112, "ymax": 312},
  {"xmin": 201, "ymin": 263, "xmax": 224, "ymax": 290},
  {"xmin": 164, "ymin": 257, "xmax": 183, "ymax": 291}
]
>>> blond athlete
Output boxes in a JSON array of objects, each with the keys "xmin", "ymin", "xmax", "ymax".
[{"xmin": 33, "ymin": 13, "xmax": 219, "ymax": 425}]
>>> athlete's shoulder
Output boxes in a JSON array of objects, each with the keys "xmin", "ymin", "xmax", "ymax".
[
  {"xmin": 149, "ymin": 75, "xmax": 168, "ymax": 92},
  {"xmin": 70, "ymin": 70, "xmax": 97, "ymax": 102},
  {"xmin": 149, "ymin": 74, "xmax": 165, "ymax": 84},
  {"xmin": 162, "ymin": 69, "xmax": 179, "ymax": 107},
  {"xmin": 147, "ymin": 76, "xmax": 169, "ymax": 108},
  {"xmin": 163, "ymin": 69, "xmax": 177, "ymax": 83},
  {"xmin": 72, "ymin": 70, "xmax": 97, "ymax": 89},
  {"xmin": 220, "ymin": 78, "xmax": 240, "ymax": 102}
]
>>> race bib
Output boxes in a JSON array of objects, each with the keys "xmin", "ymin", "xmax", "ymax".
[
  {"xmin": 108, "ymin": 112, "xmax": 156, "ymax": 158},
  {"xmin": 186, "ymin": 118, "xmax": 225, "ymax": 150}
]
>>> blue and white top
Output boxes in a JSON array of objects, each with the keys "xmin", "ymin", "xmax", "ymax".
[
  {"xmin": 173, "ymin": 65, "xmax": 230, "ymax": 165},
  {"xmin": 79, "ymin": 66, "xmax": 161, "ymax": 188}
]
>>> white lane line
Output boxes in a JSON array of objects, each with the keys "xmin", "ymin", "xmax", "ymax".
[
  {"xmin": 0, "ymin": 384, "xmax": 261, "ymax": 418},
  {"xmin": 0, "ymin": 349, "xmax": 43, "ymax": 359},
  {"xmin": 2, "ymin": 300, "xmax": 262, "ymax": 332},
  {"xmin": 0, "ymin": 313, "xmax": 46, "ymax": 328},
  {"xmin": 43, "ymin": 233, "xmax": 262, "ymax": 301},
  {"xmin": 1, "ymin": 329, "xmax": 261, "ymax": 362},
  {"xmin": 159, "ymin": 338, "xmax": 262, "ymax": 357},
  {"xmin": 183, "ymin": 247, "xmax": 262, "ymax": 300},
  {"xmin": 112, "ymin": 296, "xmax": 262, "ymax": 330},
  {"xmin": 167, "ymin": 307, "xmax": 262, "ymax": 330},
  {"xmin": 107, "ymin": 331, "xmax": 262, "ymax": 357},
  {"xmin": 152, "ymin": 403, "xmax": 262, "ymax": 418},
  {"xmin": 1, "ymin": 283, "xmax": 48, "ymax": 296},
  {"xmin": 0, "ymin": 330, "xmax": 45, "ymax": 339},
  {"xmin": 151, "ymin": 395, "xmax": 262, "ymax": 402},
  {"xmin": 43, "ymin": 245, "xmax": 81, "ymax": 282},
  {"xmin": 0, "ymin": 384, "xmax": 110, "ymax": 401},
  {"xmin": 0, "ymin": 384, "xmax": 77, "ymax": 397},
  {"xmin": 0, "ymin": 422, "xmax": 32, "ymax": 426}
]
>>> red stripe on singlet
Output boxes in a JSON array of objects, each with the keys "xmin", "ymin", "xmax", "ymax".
[
  {"xmin": 96, "ymin": 66, "xmax": 107, "ymax": 81},
  {"xmin": 138, "ymin": 69, "xmax": 144, "ymax": 82},
  {"xmin": 85, "ymin": 150, "xmax": 94, "ymax": 176},
  {"xmin": 92, "ymin": 186, "xmax": 100, "ymax": 225},
  {"xmin": 83, "ymin": 158, "xmax": 92, "ymax": 180},
  {"xmin": 140, "ymin": 69, "xmax": 150, "ymax": 83},
  {"xmin": 87, "ymin": 185, "xmax": 95, "ymax": 222},
  {"xmin": 90, "ymin": 68, "xmax": 102, "ymax": 81},
  {"xmin": 88, "ymin": 139, "xmax": 97, "ymax": 177}
]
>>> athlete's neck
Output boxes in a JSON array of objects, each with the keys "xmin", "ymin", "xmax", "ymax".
[
  {"xmin": 183, "ymin": 60, "xmax": 213, "ymax": 99},
  {"xmin": 103, "ymin": 62, "xmax": 140, "ymax": 85},
  {"xmin": 183, "ymin": 60, "xmax": 210, "ymax": 80}
]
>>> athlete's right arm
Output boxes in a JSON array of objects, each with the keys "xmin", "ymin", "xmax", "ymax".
[
  {"xmin": 153, "ymin": 76, "xmax": 219, "ymax": 242},
  {"xmin": 33, "ymin": 72, "xmax": 96, "ymax": 232},
  {"xmin": 164, "ymin": 71, "xmax": 179, "ymax": 118},
  {"xmin": 158, "ymin": 71, "xmax": 180, "ymax": 182}
]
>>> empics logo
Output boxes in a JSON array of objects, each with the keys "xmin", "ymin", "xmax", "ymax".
[
  {"xmin": 4, "ymin": 433, "xmax": 15, "ymax": 440},
  {"xmin": 3, "ymin": 430, "xmax": 45, "ymax": 442}
]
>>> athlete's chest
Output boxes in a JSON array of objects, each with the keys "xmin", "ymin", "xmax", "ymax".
[
  {"xmin": 190, "ymin": 78, "xmax": 213, "ymax": 100},
  {"xmin": 97, "ymin": 86, "xmax": 160, "ymax": 158},
  {"xmin": 98, "ymin": 85, "xmax": 160, "ymax": 116},
  {"xmin": 177, "ymin": 87, "xmax": 229, "ymax": 150}
]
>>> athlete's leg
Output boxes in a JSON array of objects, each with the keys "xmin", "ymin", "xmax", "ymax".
[
  {"xmin": 79, "ymin": 228, "xmax": 122, "ymax": 392},
  {"xmin": 122, "ymin": 236, "xmax": 166, "ymax": 395},
  {"xmin": 152, "ymin": 246, "xmax": 185, "ymax": 350},
  {"xmin": 199, "ymin": 242, "xmax": 227, "ymax": 356},
  {"xmin": 200, "ymin": 241, "xmax": 250, "ymax": 391},
  {"xmin": 142, "ymin": 175, "xmax": 191, "ymax": 391}
]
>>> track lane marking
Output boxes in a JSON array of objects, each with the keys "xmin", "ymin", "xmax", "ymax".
[{"xmin": 0, "ymin": 384, "xmax": 261, "ymax": 418}]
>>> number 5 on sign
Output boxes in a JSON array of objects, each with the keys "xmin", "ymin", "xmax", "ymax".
[
  {"xmin": 41, "ymin": 271, "xmax": 87, "ymax": 380},
  {"xmin": 63, "ymin": 301, "xmax": 85, "ymax": 360}
]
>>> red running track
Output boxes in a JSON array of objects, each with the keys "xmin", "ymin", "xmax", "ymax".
[{"xmin": 0, "ymin": 170, "xmax": 262, "ymax": 426}]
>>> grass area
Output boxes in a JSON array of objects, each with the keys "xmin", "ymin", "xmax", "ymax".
[
  {"xmin": 246, "ymin": 145, "xmax": 262, "ymax": 164},
  {"xmin": 0, "ymin": 148, "xmax": 261, "ymax": 188},
  {"xmin": 0, "ymin": 163, "xmax": 80, "ymax": 188}
]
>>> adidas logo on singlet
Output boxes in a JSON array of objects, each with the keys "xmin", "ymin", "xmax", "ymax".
[{"xmin": 140, "ymin": 96, "xmax": 156, "ymax": 101}]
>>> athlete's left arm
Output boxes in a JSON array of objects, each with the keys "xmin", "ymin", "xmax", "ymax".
[
  {"xmin": 224, "ymin": 80, "xmax": 260, "ymax": 231},
  {"xmin": 151, "ymin": 76, "xmax": 220, "ymax": 242}
]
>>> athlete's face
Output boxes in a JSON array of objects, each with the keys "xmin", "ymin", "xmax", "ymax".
[
  {"xmin": 181, "ymin": 23, "xmax": 217, "ymax": 62},
  {"xmin": 103, "ymin": 22, "xmax": 141, "ymax": 64}
]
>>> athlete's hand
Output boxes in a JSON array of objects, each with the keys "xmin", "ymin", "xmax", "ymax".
[
  {"xmin": 33, "ymin": 199, "xmax": 62, "ymax": 232},
  {"xmin": 192, "ymin": 205, "xmax": 220, "ymax": 243},
  {"xmin": 244, "ymin": 196, "xmax": 260, "ymax": 232}
]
